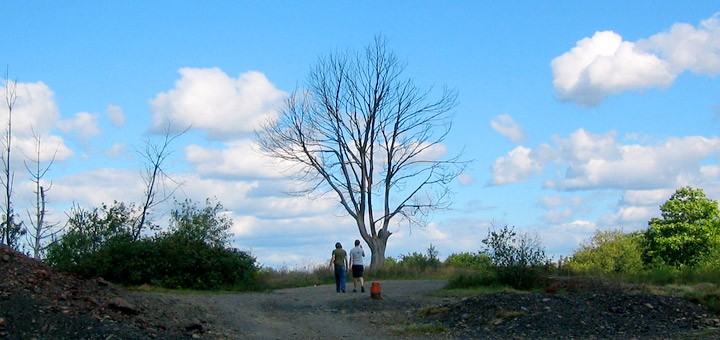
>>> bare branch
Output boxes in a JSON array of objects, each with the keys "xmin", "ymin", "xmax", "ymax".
[
  {"xmin": 134, "ymin": 122, "xmax": 190, "ymax": 240},
  {"xmin": 23, "ymin": 128, "xmax": 62, "ymax": 258},
  {"xmin": 0, "ymin": 68, "xmax": 23, "ymax": 247}
]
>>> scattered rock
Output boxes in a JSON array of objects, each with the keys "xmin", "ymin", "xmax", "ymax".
[
  {"xmin": 422, "ymin": 279, "xmax": 720, "ymax": 339},
  {"xmin": 0, "ymin": 244, "xmax": 215, "ymax": 338},
  {"xmin": 108, "ymin": 298, "xmax": 139, "ymax": 315},
  {"xmin": 185, "ymin": 322, "xmax": 204, "ymax": 332}
]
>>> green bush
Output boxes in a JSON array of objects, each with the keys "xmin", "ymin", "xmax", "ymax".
[
  {"xmin": 400, "ymin": 252, "xmax": 441, "ymax": 271},
  {"xmin": 47, "ymin": 198, "xmax": 259, "ymax": 290},
  {"xmin": 567, "ymin": 229, "xmax": 644, "ymax": 275},
  {"xmin": 92, "ymin": 235, "xmax": 156, "ymax": 284},
  {"xmin": 46, "ymin": 202, "xmax": 135, "ymax": 277},
  {"xmin": 445, "ymin": 252, "xmax": 492, "ymax": 268},
  {"xmin": 371, "ymin": 245, "xmax": 451, "ymax": 279},
  {"xmin": 482, "ymin": 225, "xmax": 547, "ymax": 290},
  {"xmin": 151, "ymin": 233, "xmax": 257, "ymax": 290},
  {"xmin": 447, "ymin": 267, "xmax": 498, "ymax": 288}
]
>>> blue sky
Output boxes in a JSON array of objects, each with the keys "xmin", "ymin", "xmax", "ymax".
[{"xmin": 3, "ymin": 1, "xmax": 720, "ymax": 268}]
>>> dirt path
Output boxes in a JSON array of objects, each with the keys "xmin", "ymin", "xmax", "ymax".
[{"xmin": 170, "ymin": 280, "xmax": 451, "ymax": 339}]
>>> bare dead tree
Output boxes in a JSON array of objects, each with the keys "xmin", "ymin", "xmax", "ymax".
[
  {"xmin": 257, "ymin": 36, "xmax": 466, "ymax": 269},
  {"xmin": 133, "ymin": 123, "xmax": 189, "ymax": 240},
  {"xmin": 23, "ymin": 129, "xmax": 62, "ymax": 259},
  {"xmin": 1, "ymin": 69, "xmax": 24, "ymax": 247}
]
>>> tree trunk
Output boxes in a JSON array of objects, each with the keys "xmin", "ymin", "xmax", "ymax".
[{"xmin": 367, "ymin": 231, "xmax": 390, "ymax": 270}]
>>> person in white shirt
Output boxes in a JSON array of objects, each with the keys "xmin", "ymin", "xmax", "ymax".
[{"xmin": 349, "ymin": 239, "xmax": 366, "ymax": 293}]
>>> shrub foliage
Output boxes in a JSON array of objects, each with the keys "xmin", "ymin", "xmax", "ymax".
[
  {"xmin": 482, "ymin": 225, "xmax": 547, "ymax": 289},
  {"xmin": 47, "ymin": 198, "xmax": 257, "ymax": 290},
  {"xmin": 567, "ymin": 229, "xmax": 644, "ymax": 275}
]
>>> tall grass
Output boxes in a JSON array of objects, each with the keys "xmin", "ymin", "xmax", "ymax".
[{"xmin": 253, "ymin": 263, "xmax": 335, "ymax": 291}]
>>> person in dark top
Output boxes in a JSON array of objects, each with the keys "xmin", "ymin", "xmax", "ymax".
[{"xmin": 329, "ymin": 242, "xmax": 348, "ymax": 293}]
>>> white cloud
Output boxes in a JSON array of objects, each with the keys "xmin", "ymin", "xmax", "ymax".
[
  {"xmin": 490, "ymin": 146, "xmax": 544, "ymax": 185},
  {"xmin": 234, "ymin": 214, "xmax": 358, "ymax": 269},
  {"xmin": 538, "ymin": 195, "xmax": 590, "ymax": 224},
  {"xmin": 106, "ymin": 104, "xmax": 125, "ymax": 127},
  {"xmin": 457, "ymin": 173, "xmax": 475, "ymax": 186},
  {"xmin": 639, "ymin": 13, "xmax": 720, "ymax": 75},
  {"xmin": 492, "ymin": 128, "xmax": 720, "ymax": 191},
  {"xmin": 105, "ymin": 142, "xmax": 128, "ymax": 158},
  {"xmin": 15, "ymin": 134, "xmax": 74, "ymax": 165},
  {"xmin": 490, "ymin": 114, "xmax": 525, "ymax": 142},
  {"xmin": 172, "ymin": 173, "xmax": 337, "ymax": 220},
  {"xmin": 539, "ymin": 220, "xmax": 597, "ymax": 256},
  {"xmin": 388, "ymin": 216, "xmax": 493, "ymax": 259},
  {"xmin": 700, "ymin": 165, "xmax": 720, "ymax": 180},
  {"xmin": 553, "ymin": 129, "xmax": 619, "ymax": 162},
  {"xmin": 553, "ymin": 13, "xmax": 720, "ymax": 106},
  {"xmin": 551, "ymin": 31, "xmax": 673, "ymax": 106},
  {"xmin": 185, "ymin": 139, "xmax": 289, "ymax": 179},
  {"xmin": 58, "ymin": 112, "xmax": 101, "ymax": 140},
  {"xmin": 600, "ymin": 205, "xmax": 656, "ymax": 227},
  {"xmin": 546, "ymin": 134, "xmax": 720, "ymax": 190},
  {"xmin": 149, "ymin": 68, "xmax": 286, "ymax": 140},
  {"xmin": 619, "ymin": 189, "xmax": 673, "ymax": 206},
  {"xmin": 46, "ymin": 164, "xmax": 351, "ymax": 268},
  {"xmin": 0, "ymin": 81, "xmax": 74, "ymax": 165},
  {"xmin": 596, "ymin": 189, "xmax": 670, "ymax": 229},
  {"xmin": 52, "ymin": 168, "xmax": 144, "ymax": 208},
  {"xmin": 4, "ymin": 81, "xmax": 60, "ymax": 137}
]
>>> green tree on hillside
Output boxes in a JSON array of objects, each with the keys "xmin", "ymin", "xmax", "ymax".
[
  {"xmin": 568, "ymin": 229, "xmax": 644, "ymax": 274},
  {"xmin": 644, "ymin": 186, "xmax": 720, "ymax": 267}
]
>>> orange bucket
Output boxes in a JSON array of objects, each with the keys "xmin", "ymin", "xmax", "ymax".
[{"xmin": 370, "ymin": 281, "xmax": 382, "ymax": 300}]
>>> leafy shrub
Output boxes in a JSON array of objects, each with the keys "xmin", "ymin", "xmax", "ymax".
[
  {"xmin": 447, "ymin": 267, "xmax": 498, "ymax": 288},
  {"xmin": 567, "ymin": 229, "xmax": 644, "ymax": 275},
  {"xmin": 399, "ymin": 244, "xmax": 441, "ymax": 271},
  {"xmin": 372, "ymin": 246, "xmax": 448, "ymax": 279},
  {"xmin": 47, "ymin": 198, "xmax": 259, "ymax": 290},
  {"xmin": 91, "ymin": 235, "xmax": 156, "ymax": 284},
  {"xmin": 151, "ymin": 233, "xmax": 257, "ymax": 290},
  {"xmin": 46, "ymin": 202, "xmax": 136, "ymax": 277},
  {"xmin": 482, "ymin": 225, "xmax": 547, "ymax": 290},
  {"xmin": 445, "ymin": 252, "xmax": 492, "ymax": 268}
]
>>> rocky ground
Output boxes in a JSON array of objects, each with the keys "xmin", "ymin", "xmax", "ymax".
[
  {"xmin": 2, "ymin": 244, "xmax": 720, "ymax": 339},
  {"xmin": 0, "ymin": 244, "xmax": 217, "ymax": 339}
]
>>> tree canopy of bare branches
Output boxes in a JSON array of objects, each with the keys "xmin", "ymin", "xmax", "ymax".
[
  {"xmin": 24, "ymin": 130, "xmax": 62, "ymax": 259},
  {"xmin": 257, "ymin": 36, "xmax": 465, "ymax": 268},
  {"xmin": 134, "ymin": 123, "xmax": 189, "ymax": 240},
  {"xmin": 1, "ymin": 69, "xmax": 24, "ymax": 248}
]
